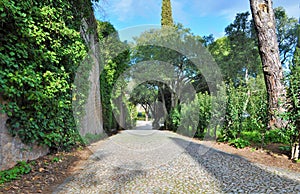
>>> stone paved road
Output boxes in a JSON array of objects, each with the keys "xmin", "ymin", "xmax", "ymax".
[{"xmin": 54, "ymin": 121, "xmax": 300, "ymax": 193}]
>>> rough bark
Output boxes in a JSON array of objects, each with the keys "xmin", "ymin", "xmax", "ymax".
[{"xmin": 249, "ymin": 0, "xmax": 286, "ymax": 129}]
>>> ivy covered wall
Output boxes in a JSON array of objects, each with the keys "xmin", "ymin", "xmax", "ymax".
[{"xmin": 0, "ymin": 0, "xmax": 101, "ymax": 169}]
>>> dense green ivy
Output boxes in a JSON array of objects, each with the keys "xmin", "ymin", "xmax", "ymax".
[
  {"xmin": 97, "ymin": 21, "xmax": 131, "ymax": 132},
  {"xmin": 0, "ymin": 0, "xmax": 93, "ymax": 151}
]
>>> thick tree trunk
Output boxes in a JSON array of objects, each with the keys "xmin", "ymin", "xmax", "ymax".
[{"xmin": 249, "ymin": 0, "xmax": 286, "ymax": 129}]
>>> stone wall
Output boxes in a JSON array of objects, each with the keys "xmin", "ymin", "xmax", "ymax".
[
  {"xmin": 78, "ymin": 15, "xmax": 104, "ymax": 136},
  {"xmin": 0, "ymin": 98, "xmax": 49, "ymax": 170}
]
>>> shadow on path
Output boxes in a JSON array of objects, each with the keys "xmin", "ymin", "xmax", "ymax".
[
  {"xmin": 170, "ymin": 137, "xmax": 300, "ymax": 193},
  {"xmin": 109, "ymin": 163, "xmax": 146, "ymax": 191}
]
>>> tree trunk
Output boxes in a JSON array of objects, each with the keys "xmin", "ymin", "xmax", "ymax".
[
  {"xmin": 119, "ymin": 96, "xmax": 125, "ymax": 130},
  {"xmin": 291, "ymin": 142, "xmax": 299, "ymax": 160},
  {"xmin": 159, "ymin": 86, "xmax": 168, "ymax": 129},
  {"xmin": 249, "ymin": 0, "xmax": 286, "ymax": 129},
  {"xmin": 145, "ymin": 111, "xmax": 149, "ymax": 121},
  {"xmin": 141, "ymin": 104, "xmax": 150, "ymax": 121}
]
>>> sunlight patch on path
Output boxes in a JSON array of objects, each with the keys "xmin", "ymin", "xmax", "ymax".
[{"xmin": 54, "ymin": 124, "xmax": 300, "ymax": 193}]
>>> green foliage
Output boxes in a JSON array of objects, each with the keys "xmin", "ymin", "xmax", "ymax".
[
  {"xmin": 132, "ymin": 23, "xmax": 211, "ymax": 132},
  {"xmin": 219, "ymin": 76, "xmax": 268, "ymax": 145},
  {"xmin": 0, "ymin": 161, "xmax": 31, "ymax": 184},
  {"xmin": 264, "ymin": 129, "xmax": 292, "ymax": 144},
  {"xmin": 221, "ymin": 81, "xmax": 249, "ymax": 140},
  {"xmin": 178, "ymin": 99, "xmax": 199, "ymax": 137},
  {"xmin": 240, "ymin": 130, "xmax": 262, "ymax": 144},
  {"xmin": 283, "ymin": 44, "xmax": 300, "ymax": 147},
  {"xmin": 97, "ymin": 21, "xmax": 117, "ymax": 39},
  {"xmin": 167, "ymin": 107, "xmax": 181, "ymax": 131},
  {"xmin": 279, "ymin": 145, "xmax": 291, "ymax": 152},
  {"xmin": 209, "ymin": 12, "xmax": 261, "ymax": 81},
  {"xmin": 210, "ymin": 9, "xmax": 297, "ymax": 81},
  {"xmin": 129, "ymin": 83, "xmax": 158, "ymax": 107},
  {"xmin": 218, "ymin": 79, "xmax": 291, "ymax": 146},
  {"xmin": 0, "ymin": 0, "xmax": 94, "ymax": 151},
  {"xmin": 162, "ymin": 91, "xmax": 212, "ymax": 137},
  {"xmin": 244, "ymin": 76, "xmax": 268, "ymax": 132},
  {"xmin": 82, "ymin": 133, "xmax": 105, "ymax": 145},
  {"xmin": 72, "ymin": 54, "xmax": 94, "ymax": 130},
  {"xmin": 229, "ymin": 138, "xmax": 250, "ymax": 149},
  {"xmin": 51, "ymin": 157, "xmax": 61, "ymax": 163},
  {"xmin": 127, "ymin": 102, "xmax": 137, "ymax": 127},
  {"xmin": 161, "ymin": 0, "xmax": 174, "ymax": 26},
  {"xmin": 175, "ymin": 91, "xmax": 214, "ymax": 139},
  {"xmin": 196, "ymin": 92, "xmax": 212, "ymax": 137},
  {"xmin": 274, "ymin": 7, "xmax": 298, "ymax": 64},
  {"xmin": 98, "ymin": 21, "xmax": 130, "ymax": 132},
  {"xmin": 129, "ymin": 83, "xmax": 158, "ymax": 123},
  {"xmin": 137, "ymin": 111, "xmax": 148, "ymax": 121},
  {"xmin": 295, "ymin": 159, "xmax": 300, "ymax": 163}
]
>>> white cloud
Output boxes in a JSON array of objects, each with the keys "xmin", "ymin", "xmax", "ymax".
[
  {"xmin": 100, "ymin": 0, "xmax": 298, "ymax": 38},
  {"xmin": 171, "ymin": 0, "xmax": 250, "ymax": 22},
  {"xmin": 111, "ymin": 0, "xmax": 134, "ymax": 21},
  {"xmin": 107, "ymin": 0, "xmax": 298, "ymax": 23}
]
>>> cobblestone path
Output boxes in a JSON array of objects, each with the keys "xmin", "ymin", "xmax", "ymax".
[{"xmin": 54, "ymin": 122, "xmax": 300, "ymax": 193}]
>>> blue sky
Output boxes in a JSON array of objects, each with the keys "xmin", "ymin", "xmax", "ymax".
[{"xmin": 94, "ymin": 0, "xmax": 299, "ymax": 40}]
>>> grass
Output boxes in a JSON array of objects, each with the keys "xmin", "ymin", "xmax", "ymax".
[{"xmin": 0, "ymin": 161, "xmax": 32, "ymax": 184}]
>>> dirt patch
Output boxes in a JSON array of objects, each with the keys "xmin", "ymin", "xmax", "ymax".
[
  {"xmin": 199, "ymin": 140, "xmax": 300, "ymax": 172},
  {"xmin": 0, "ymin": 147, "xmax": 92, "ymax": 194}
]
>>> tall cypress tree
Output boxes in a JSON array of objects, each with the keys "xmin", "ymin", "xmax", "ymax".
[
  {"xmin": 161, "ymin": 0, "xmax": 174, "ymax": 26},
  {"xmin": 159, "ymin": 0, "xmax": 174, "ymax": 129}
]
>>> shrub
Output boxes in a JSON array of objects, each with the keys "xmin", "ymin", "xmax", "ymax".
[
  {"xmin": 229, "ymin": 138, "xmax": 250, "ymax": 149},
  {"xmin": 279, "ymin": 145, "xmax": 291, "ymax": 152},
  {"xmin": 0, "ymin": 0, "xmax": 92, "ymax": 151},
  {"xmin": 281, "ymin": 47, "xmax": 300, "ymax": 156},
  {"xmin": 220, "ymin": 76, "xmax": 268, "ymax": 145},
  {"xmin": 240, "ymin": 130, "xmax": 262, "ymax": 144},
  {"xmin": 167, "ymin": 107, "xmax": 181, "ymax": 131},
  {"xmin": 264, "ymin": 129, "xmax": 290, "ymax": 144},
  {"xmin": 196, "ymin": 92, "xmax": 212, "ymax": 137}
]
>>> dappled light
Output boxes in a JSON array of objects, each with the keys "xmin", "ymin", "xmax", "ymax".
[{"xmin": 0, "ymin": 0, "xmax": 299, "ymax": 193}]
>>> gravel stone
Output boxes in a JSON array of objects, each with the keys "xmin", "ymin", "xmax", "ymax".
[{"xmin": 54, "ymin": 122, "xmax": 300, "ymax": 193}]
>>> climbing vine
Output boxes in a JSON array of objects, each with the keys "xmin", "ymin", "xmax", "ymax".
[
  {"xmin": 97, "ymin": 21, "xmax": 131, "ymax": 132},
  {"xmin": 0, "ymin": 0, "xmax": 95, "ymax": 151}
]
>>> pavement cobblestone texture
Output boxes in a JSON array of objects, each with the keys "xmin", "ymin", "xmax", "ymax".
[{"xmin": 54, "ymin": 122, "xmax": 300, "ymax": 193}]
